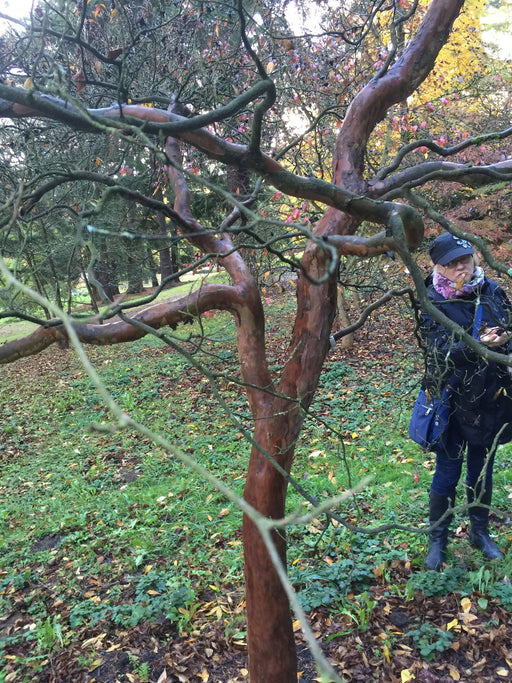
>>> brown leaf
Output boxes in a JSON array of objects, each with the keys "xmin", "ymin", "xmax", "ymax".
[
  {"xmin": 108, "ymin": 47, "xmax": 123, "ymax": 59},
  {"xmin": 73, "ymin": 69, "xmax": 85, "ymax": 93}
]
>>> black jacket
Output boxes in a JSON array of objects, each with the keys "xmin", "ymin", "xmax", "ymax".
[{"xmin": 420, "ymin": 276, "xmax": 512, "ymax": 446}]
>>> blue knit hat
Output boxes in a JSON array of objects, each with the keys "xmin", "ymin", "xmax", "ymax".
[{"xmin": 429, "ymin": 233, "xmax": 475, "ymax": 266}]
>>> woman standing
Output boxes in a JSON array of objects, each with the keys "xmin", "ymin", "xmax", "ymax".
[{"xmin": 419, "ymin": 232, "xmax": 511, "ymax": 570}]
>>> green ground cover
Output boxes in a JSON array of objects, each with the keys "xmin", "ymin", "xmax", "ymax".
[{"xmin": 1, "ymin": 292, "xmax": 512, "ymax": 682}]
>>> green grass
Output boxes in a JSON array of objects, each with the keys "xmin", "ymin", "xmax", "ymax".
[{"xmin": 1, "ymin": 292, "xmax": 512, "ymax": 680}]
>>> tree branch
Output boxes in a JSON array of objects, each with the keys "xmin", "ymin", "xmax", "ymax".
[
  {"xmin": 371, "ymin": 160, "xmax": 512, "ymax": 199},
  {"xmin": 375, "ymin": 125, "xmax": 512, "ymax": 180},
  {"xmin": 0, "ymin": 84, "xmax": 424, "ymax": 250}
]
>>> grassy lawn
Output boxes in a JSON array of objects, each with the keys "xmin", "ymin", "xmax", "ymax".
[{"xmin": 1, "ymin": 291, "xmax": 512, "ymax": 682}]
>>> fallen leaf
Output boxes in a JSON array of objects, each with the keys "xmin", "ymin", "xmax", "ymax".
[
  {"xmin": 309, "ymin": 449, "xmax": 324, "ymax": 458},
  {"xmin": 82, "ymin": 633, "xmax": 106, "ymax": 649},
  {"xmin": 446, "ymin": 618, "xmax": 459, "ymax": 630},
  {"xmin": 460, "ymin": 597, "xmax": 472, "ymax": 613},
  {"xmin": 88, "ymin": 659, "xmax": 103, "ymax": 672}
]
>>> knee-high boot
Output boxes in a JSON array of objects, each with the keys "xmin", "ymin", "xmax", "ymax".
[
  {"xmin": 426, "ymin": 490, "xmax": 454, "ymax": 571},
  {"xmin": 467, "ymin": 483, "xmax": 504, "ymax": 560}
]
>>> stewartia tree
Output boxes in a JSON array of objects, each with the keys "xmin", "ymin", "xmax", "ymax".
[{"xmin": 1, "ymin": 0, "xmax": 512, "ymax": 680}]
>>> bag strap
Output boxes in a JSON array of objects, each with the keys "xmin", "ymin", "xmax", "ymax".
[{"xmin": 472, "ymin": 301, "xmax": 482, "ymax": 338}]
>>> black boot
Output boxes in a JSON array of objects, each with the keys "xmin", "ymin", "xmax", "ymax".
[
  {"xmin": 467, "ymin": 484, "xmax": 504, "ymax": 560},
  {"xmin": 426, "ymin": 490, "xmax": 454, "ymax": 571}
]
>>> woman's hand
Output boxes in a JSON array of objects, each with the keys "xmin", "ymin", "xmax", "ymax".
[{"xmin": 480, "ymin": 327, "xmax": 511, "ymax": 347}]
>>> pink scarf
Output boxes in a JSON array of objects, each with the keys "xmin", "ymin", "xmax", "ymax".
[{"xmin": 432, "ymin": 267, "xmax": 485, "ymax": 299}]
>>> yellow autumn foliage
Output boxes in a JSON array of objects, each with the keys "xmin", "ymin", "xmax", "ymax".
[{"xmin": 414, "ymin": 0, "xmax": 488, "ymax": 107}]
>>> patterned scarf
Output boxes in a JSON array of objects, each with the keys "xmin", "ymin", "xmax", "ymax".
[{"xmin": 432, "ymin": 266, "xmax": 485, "ymax": 299}]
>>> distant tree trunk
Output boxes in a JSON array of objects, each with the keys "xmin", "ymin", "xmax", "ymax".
[
  {"xmin": 155, "ymin": 188, "xmax": 180, "ymax": 287},
  {"xmin": 80, "ymin": 267, "xmax": 100, "ymax": 315},
  {"xmin": 91, "ymin": 236, "xmax": 120, "ymax": 302},
  {"xmin": 40, "ymin": 221, "xmax": 63, "ymax": 311},
  {"xmin": 24, "ymin": 248, "xmax": 51, "ymax": 319},
  {"xmin": 159, "ymin": 245, "xmax": 174, "ymax": 285},
  {"xmin": 228, "ymin": 166, "xmax": 260, "ymax": 281},
  {"xmin": 146, "ymin": 246, "xmax": 159, "ymax": 288},
  {"xmin": 227, "ymin": 166, "xmax": 251, "ymax": 204},
  {"xmin": 125, "ymin": 239, "xmax": 144, "ymax": 294},
  {"xmin": 335, "ymin": 285, "xmax": 355, "ymax": 349},
  {"xmin": 94, "ymin": 268, "xmax": 119, "ymax": 301}
]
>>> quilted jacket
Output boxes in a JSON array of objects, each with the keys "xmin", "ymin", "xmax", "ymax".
[{"xmin": 420, "ymin": 276, "xmax": 512, "ymax": 447}]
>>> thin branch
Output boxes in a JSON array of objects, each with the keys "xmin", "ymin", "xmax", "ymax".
[
  {"xmin": 375, "ymin": 125, "xmax": 512, "ymax": 181},
  {"xmin": 332, "ymin": 287, "xmax": 413, "ymax": 340}
]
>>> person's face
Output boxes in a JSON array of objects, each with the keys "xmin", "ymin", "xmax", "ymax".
[{"xmin": 437, "ymin": 254, "xmax": 474, "ymax": 283}]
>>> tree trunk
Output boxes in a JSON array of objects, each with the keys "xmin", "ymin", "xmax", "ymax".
[
  {"xmin": 81, "ymin": 267, "xmax": 100, "ymax": 315},
  {"xmin": 155, "ymin": 189, "xmax": 180, "ymax": 287},
  {"xmin": 146, "ymin": 246, "xmax": 160, "ymax": 289},
  {"xmin": 90, "ymin": 237, "xmax": 120, "ymax": 301},
  {"xmin": 126, "ymin": 246, "xmax": 144, "ymax": 294},
  {"xmin": 336, "ymin": 286, "xmax": 355, "ymax": 349},
  {"xmin": 159, "ymin": 246, "xmax": 174, "ymax": 285},
  {"xmin": 243, "ymin": 447, "xmax": 296, "ymax": 679},
  {"xmin": 24, "ymin": 248, "xmax": 52, "ymax": 319},
  {"xmin": 93, "ymin": 261, "xmax": 120, "ymax": 301},
  {"xmin": 242, "ymin": 242, "xmax": 338, "ymax": 680},
  {"xmin": 40, "ymin": 221, "xmax": 64, "ymax": 311}
]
